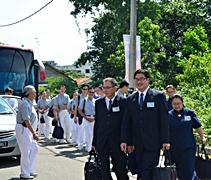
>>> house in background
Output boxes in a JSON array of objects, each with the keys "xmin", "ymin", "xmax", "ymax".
[
  {"xmin": 41, "ymin": 61, "xmax": 92, "ymax": 86},
  {"xmin": 40, "ymin": 61, "xmax": 76, "ymax": 86},
  {"xmin": 56, "ymin": 61, "xmax": 93, "ymax": 77}
]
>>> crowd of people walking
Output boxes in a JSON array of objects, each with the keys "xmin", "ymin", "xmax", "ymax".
[{"xmin": 14, "ymin": 69, "xmax": 207, "ymax": 180}]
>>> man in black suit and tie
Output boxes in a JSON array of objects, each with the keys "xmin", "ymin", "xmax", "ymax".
[
  {"xmin": 92, "ymin": 78, "xmax": 129, "ymax": 180},
  {"xmin": 120, "ymin": 69, "xmax": 170, "ymax": 180}
]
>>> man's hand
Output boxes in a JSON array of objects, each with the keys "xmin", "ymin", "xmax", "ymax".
[
  {"xmin": 127, "ymin": 146, "xmax": 135, "ymax": 153},
  {"xmin": 162, "ymin": 143, "xmax": 170, "ymax": 151},
  {"xmin": 120, "ymin": 143, "xmax": 127, "ymax": 153}
]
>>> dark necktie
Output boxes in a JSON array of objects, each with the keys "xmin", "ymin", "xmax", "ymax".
[
  {"xmin": 109, "ymin": 99, "xmax": 112, "ymax": 112},
  {"xmin": 140, "ymin": 93, "xmax": 144, "ymax": 108}
]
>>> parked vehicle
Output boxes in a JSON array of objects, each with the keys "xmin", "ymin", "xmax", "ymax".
[
  {"xmin": 0, "ymin": 97, "xmax": 21, "ymax": 159},
  {"xmin": 0, "ymin": 45, "xmax": 46, "ymax": 99}
]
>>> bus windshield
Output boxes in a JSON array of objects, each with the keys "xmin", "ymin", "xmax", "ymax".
[{"xmin": 0, "ymin": 46, "xmax": 35, "ymax": 96}]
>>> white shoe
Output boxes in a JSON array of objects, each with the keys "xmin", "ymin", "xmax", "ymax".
[
  {"xmin": 66, "ymin": 139, "xmax": 72, "ymax": 144},
  {"xmin": 59, "ymin": 139, "xmax": 64, "ymax": 144},
  {"xmin": 30, "ymin": 172, "xmax": 38, "ymax": 177},
  {"xmin": 77, "ymin": 145, "xmax": 83, "ymax": 151},
  {"xmin": 55, "ymin": 139, "xmax": 59, "ymax": 143},
  {"xmin": 20, "ymin": 175, "xmax": 34, "ymax": 179}
]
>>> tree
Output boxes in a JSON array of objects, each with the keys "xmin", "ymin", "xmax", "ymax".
[
  {"xmin": 45, "ymin": 76, "xmax": 78, "ymax": 97},
  {"xmin": 62, "ymin": 70, "xmax": 88, "ymax": 79}
]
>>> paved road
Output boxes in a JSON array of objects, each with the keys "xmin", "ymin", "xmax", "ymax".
[{"xmin": 0, "ymin": 137, "xmax": 137, "ymax": 180}]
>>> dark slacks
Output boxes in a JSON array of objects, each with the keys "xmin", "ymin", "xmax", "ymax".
[
  {"xmin": 137, "ymin": 149, "xmax": 160, "ymax": 180},
  {"xmin": 98, "ymin": 141, "xmax": 129, "ymax": 180}
]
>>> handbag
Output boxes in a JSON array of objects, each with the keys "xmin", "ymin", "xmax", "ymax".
[
  {"xmin": 47, "ymin": 106, "xmax": 54, "ymax": 118},
  {"xmin": 78, "ymin": 99, "xmax": 86, "ymax": 125},
  {"xmin": 40, "ymin": 115, "xmax": 45, "ymax": 123},
  {"xmin": 51, "ymin": 120, "xmax": 58, "ymax": 126},
  {"xmin": 153, "ymin": 150, "xmax": 177, "ymax": 180},
  {"xmin": 195, "ymin": 144, "xmax": 211, "ymax": 179},
  {"xmin": 52, "ymin": 121, "xmax": 64, "ymax": 139},
  {"xmin": 84, "ymin": 150, "xmax": 102, "ymax": 180}
]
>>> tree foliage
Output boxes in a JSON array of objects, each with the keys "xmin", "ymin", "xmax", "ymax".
[
  {"xmin": 62, "ymin": 70, "xmax": 88, "ymax": 79},
  {"xmin": 45, "ymin": 76, "xmax": 78, "ymax": 97},
  {"xmin": 69, "ymin": 0, "xmax": 211, "ymax": 144}
]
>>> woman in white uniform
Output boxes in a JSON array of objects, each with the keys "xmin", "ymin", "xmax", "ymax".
[
  {"xmin": 54, "ymin": 85, "xmax": 71, "ymax": 144},
  {"xmin": 15, "ymin": 85, "xmax": 39, "ymax": 179},
  {"xmin": 37, "ymin": 90, "xmax": 51, "ymax": 139},
  {"xmin": 67, "ymin": 91, "xmax": 78, "ymax": 145},
  {"xmin": 79, "ymin": 87, "xmax": 95, "ymax": 152}
]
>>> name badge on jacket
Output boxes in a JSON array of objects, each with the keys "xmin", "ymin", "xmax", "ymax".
[
  {"xmin": 184, "ymin": 116, "xmax": 191, "ymax": 121},
  {"xmin": 147, "ymin": 102, "xmax": 155, "ymax": 108},
  {"xmin": 112, "ymin": 106, "xmax": 120, "ymax": 112}
]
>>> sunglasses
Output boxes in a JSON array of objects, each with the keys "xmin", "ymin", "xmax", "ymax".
[{"xmin": 89, "ymin": 91, "xmax": 94, "ymax": 94}]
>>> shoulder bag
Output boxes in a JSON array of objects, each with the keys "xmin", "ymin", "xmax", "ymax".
[
  {"xmin": 78, "ymin": 99, "xmax": 86, "ymax": 125},
  {"xmin": 47, "ymin": 106, "xmax": 54, "ymax": 118},
  {"xmin": 195, "ymin": 144, "xmax": 211, "ymax": 179},
  {"xmin": 40, "ymin": 115, "xmax": 45, "ymax": 124},
  {"xmin": 52, "ymin": 120, "xmax": 64, "ymax": 139}
]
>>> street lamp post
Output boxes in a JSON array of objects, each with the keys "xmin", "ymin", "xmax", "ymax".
[{"xmin": 129, "ymin": 0, "xmax": 137, "ymax": 88}]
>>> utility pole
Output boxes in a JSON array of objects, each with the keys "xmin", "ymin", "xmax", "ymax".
[
  {"xmin": 129, "ymin": 0, "xmax": 137, "ymax": 88},
  {"xmin": 35, "ymin": 37, "xmax": 39, "ymax": 59}
]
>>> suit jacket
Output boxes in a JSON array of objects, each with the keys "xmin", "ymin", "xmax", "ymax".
[
  {"xmin": 121, "ymin": 88, "xmax": 169, "ymax": 152},
  {"xmin": 92, "ymin": 94, "xmax": 126, "ymax": 152}
]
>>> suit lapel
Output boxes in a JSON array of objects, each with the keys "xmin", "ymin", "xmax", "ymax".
[
  {"xmin": 101, "ymin": 97, "xmax": 108, "ymax": 112},
  {"xmin": 143, "ymin": 88, "xmax": 154, "ymax": 108},
  {"xmin": 131, "ymin": 92, "xmax": 140, "ymax": 109},
  {"xmin": 110, "ymin": 95, "xmax": 120, "ymax": 112}
]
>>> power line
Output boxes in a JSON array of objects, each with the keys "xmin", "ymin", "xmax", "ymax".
[{"xmin": 0, "ymin": 0, "xmax": 53, "ymax": 27}]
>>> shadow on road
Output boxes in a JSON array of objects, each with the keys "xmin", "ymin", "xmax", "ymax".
[
  {"xmin": 9, "ymin": 178, "xmax": 19, "ymax": 180},
  {"xmin": 38, "ymin": 138, "xmax": 90, "ymax": 163},
  {"xmin": 0, "ymin": 157, "xmax": 19, "ymax": 169}
]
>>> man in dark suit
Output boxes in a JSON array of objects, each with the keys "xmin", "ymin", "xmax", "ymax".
[
  {"xmin": 92, "ymin": 77, "xmax": 129, "ymax": 180},
  {"xmin": 120, "ymin": 69, "xmax": 170, "ymax": 180}
]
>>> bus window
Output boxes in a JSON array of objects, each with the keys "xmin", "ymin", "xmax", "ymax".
[{"xmin": 0, "ymin": 45, "xmax": 45, "ymax": 96}]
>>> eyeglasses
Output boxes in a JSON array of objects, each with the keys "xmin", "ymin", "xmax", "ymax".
[
  {"xmin": 103, "ymin": 86, "xmax": 114, "ymax": 90},
  {"xmin": 89, "ymin": 91, "xmax": 94, "ymax": 94},
  {"xmin": 134, "ymin": 77, "xmax": 147, "ymax": 82},
  {"xmin": 167, "ymin": 91, "xmax": 174, "ymax": 94},
  {"xmin": 82, "ymin": 88, "xmax": 88, "ymax": 90},
  {"xmin": 172, "ymin": 103, "xmax": 183, "ymax": 106}
]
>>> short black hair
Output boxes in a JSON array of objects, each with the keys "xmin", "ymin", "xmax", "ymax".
[
  {"xmin": 172, "ymin": 94, "xmax": 183, "ymax": 102},
  {"xmin": 5, "ymin": 87, "xmax": 14, "ymax": 93},
  {"xmin": 133, "ymin": 69, "xmax": 151, "ymax": 79},
  {"xmin": 94, "ymin": 84, "xmax": 100, "ymax": 88},
  {"xmin": 81, "ymin": 84, "xmax": 90, "ymax": 89},
  {"xmin": 119, "ymin": 80, "xmax": 129, "ymax": 88}
]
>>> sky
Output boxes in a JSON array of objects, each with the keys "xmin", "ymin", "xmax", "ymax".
[{"xmin": 0, "ymin": 0, "xmax": 92, "ymax": 66}]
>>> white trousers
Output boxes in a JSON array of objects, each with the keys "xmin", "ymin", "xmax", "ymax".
[
  {"xmin": 69, "ymin": 116, "xmax": 77, "ymax": 143},
  {"xmin": 83, "ymin": 118, "xmax": 94, "ymax": 152},
  {"xmin": 58, "ymin": 110, "xmax": 71, "ymax": 141},
  {"xmin": 76, "ymin": 117, "xmax": 84, "ymax": 147},
  {"xmin": 38, "ymin": 112, "xmax": 52, "ymax": 138},
  {"xmin": 15, "ymin": 124, "xmax": 38, "ymax": 177}
]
